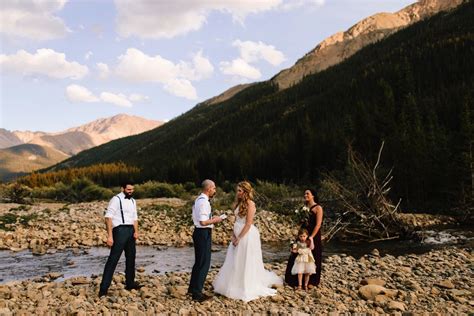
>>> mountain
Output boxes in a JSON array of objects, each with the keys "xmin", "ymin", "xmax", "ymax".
[
  {"xmin": 203, "ymin": 0, "xmax": 463, "ymax": 105},
  {"xmin": 0, "ymin": 114, "xmax": 163, "ymax": 181},
  {"xmin": 43, "ymin": 2, "xmax": 474, "ymax": 210},
  {"xmin": 0, "ymin": 128, "xmax": 24, "ymax": 148},
  {"xmin": 0, "ymin": 144, "xmax": 69, "ymax": 181},
  {"xmin": 1, "ymin": 114, "xmax": 163, "ymax": 155}
]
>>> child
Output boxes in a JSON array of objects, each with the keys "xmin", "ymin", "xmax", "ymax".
[{"xmin": 291, "ymin": 228, "xmax": 316, "ymax": 290}]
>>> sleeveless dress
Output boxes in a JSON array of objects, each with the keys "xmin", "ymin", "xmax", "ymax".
[
  {"xmin": 285, "ymin": 204, "xmax": 323, "ymax": 287},
  {"xmin": 213, "ymin": 207, "xmax": 283, "ymax": 302}
]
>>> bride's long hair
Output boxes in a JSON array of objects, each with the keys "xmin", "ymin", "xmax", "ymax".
[{"xmin": 234, "ymin": 181, "xmax": 255, "ymax": 218}]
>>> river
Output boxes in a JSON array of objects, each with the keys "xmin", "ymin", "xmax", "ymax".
[{"xmin": 0, "ymin": 227, "xmax": 472, "ymax": 284}]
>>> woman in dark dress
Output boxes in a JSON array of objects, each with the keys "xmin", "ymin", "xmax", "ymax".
[{"xmin": 285, "ymin": 189, "xmax": 323, "ymax": 289}]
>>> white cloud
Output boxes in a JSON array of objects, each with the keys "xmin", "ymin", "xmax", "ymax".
[
  {"xmin": 0, "ymin": 0, "xmax": 69, "ymax": 40},
  {"xmin": 0, "ymin": 49, "xmax": 89, "ymax": 80},
  {"xmin": 66, "ymin": 84, "xmax": 99, "ymax": 103},
  {"xmin": 66, "ymin": 84, "xmax": 148, "ymax": 107},
  {"xmin": 280, "ymin": 0, "xmax": 325, "ymax": 10},
  {"xmin": 220, "ymin": 58, "xmax": 261, "ymax": 80},
  {"xmin": 84, "ymin": 51, "xmax": 93, "ymax": 60},
  {"xmin": 100, "ymin": 92, "xmax": 132, "ymax": 107},
  {"xmin": 164, "ymin": 79, "xmax": 198, "ymax": 100},
  {"xmin": 115, "ymin": 0, "xmax": 282, "ymax": 39},
  {"xmin": 114, "ymin": 0, "xmax": 324, "ymax": 39},
  {"xmin": 220, "ymin": 40, "xmax": 285, "ymax": 80},
  {"xmin": 96, "ymin": 62, "xmax": 110, "ymax": 79},
  {"xmin": 115, "ymin": 48, "xmax": 213, "ymax": 100},
  {"xmin": 233, "ymin": 40, "xmax": 285, "ymax": 66},
  {"xmin": 178, "ymin": 50, "xmax": 214, "ymax": 81},
  {"xmin": 129, "ymin": 93, "xmax": 149, "ymax": 102}
]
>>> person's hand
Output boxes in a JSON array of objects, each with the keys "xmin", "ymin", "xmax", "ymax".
[
  {"xmin": 106, "ymin": 236, "xmax": 114, "ymax": 247},
  {"xmin": 232, "ymin": 237, "xmax": 240, "ymax": 247},
  {"xmin": 133, "ymin": 232, "xmax": 139, "ymax": 240},
  {"xmin": 212, "ymin": 216, "xmax": 223, "ymax": 223}
]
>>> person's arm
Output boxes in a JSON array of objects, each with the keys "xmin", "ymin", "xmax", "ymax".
[
  {"xmin": 132, "ymin": 202, "xmax": 138, "ymax": 239},
  {"xmin": 104, "ymin": 197, "xmax": 117, "ymax": 247},
  {"xmin": 308, "ymin": 238, "xmax": 315, "ymax": 250},
  {"xmin": 197, "ymin": 199, "xmax": 222, "ymax": 226},
  {"xmin": 233, "ymin": 201, "xmax": 256, "ymax": 246},
  {"xmin": 105, "ymin": 217, "xmax": 114, "ymax": 247},
  {"xmin": 309, "ymin": 206, "xmax": 323, "ymax": 239},
  {"xmin": 133, "ymin": 220, "xmax": 139, "ymax": 239}
]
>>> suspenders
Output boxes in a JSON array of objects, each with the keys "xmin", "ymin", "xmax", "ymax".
[
  {"xmin": 115, "ymin": 195, "xmax": 135, "ymax": 224},
  {"xmin": 197, "ymin": 196, "xmax": 211, "ymax": 219}
]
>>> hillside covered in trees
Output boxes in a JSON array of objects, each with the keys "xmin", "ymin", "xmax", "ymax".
[{"xmin": 47, "ymin": 2, "xmax": 473, "ymax": 211}]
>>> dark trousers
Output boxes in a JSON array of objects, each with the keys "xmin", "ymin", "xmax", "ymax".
[
  {"xmin": 188, "ymin": 228, "xmax": 212, "ymax": 296},
  {"xmin": 100, "ymin": 225, "xmax": 136, "ymax": 292}
]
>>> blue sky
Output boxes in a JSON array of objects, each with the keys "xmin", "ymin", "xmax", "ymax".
[{"xmin": 0, "ymin": 0, "xmax": 414, "ymax": 132}]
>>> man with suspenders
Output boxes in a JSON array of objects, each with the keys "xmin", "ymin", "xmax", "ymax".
[
  {"xmin": 99, "ymin": 181, "xmax": 140, "ymax": 297},
  {"xmin": 188, "ymin": 179, "xmax": 223, "ymax": 302}
]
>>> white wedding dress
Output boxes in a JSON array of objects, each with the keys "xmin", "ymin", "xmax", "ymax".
[{"xmin": 213, "ymin": 207, "xmax": 283, "ymax": 302}]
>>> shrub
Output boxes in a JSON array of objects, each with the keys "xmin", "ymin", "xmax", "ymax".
[
  {"xmin": 134, "ymin": 181, "xmax": 186, "ymax": 199},
  {"xmin": 0, "ymin": 183, "xmax": 32, "ymax": 204}
]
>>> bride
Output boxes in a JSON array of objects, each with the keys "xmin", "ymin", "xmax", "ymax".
[{"xmin": 213, "ymin": 181, "xmax": 282, "ymax": 302}]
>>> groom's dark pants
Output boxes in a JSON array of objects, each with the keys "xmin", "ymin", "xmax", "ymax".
[
  {"xmin": 188, "ymin": 227, "xmax": 212, "ymax": 296},
  {"xmin": 99, "ymin": 225, "xmax": 136, "ymax": 293}
]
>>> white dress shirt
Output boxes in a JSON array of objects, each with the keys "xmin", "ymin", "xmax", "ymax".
[
  {"xmin": 192, "ymin": 193, "xmax": 213, "ymax": 228},
  {"xmin": 105, "ymin": 192, "xmax": 138, "ymax": 228}
]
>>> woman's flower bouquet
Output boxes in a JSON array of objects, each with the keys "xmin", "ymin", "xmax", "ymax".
[{"xmin": 293, "ymin": 205, "xmax": 310, "ymax": 227}]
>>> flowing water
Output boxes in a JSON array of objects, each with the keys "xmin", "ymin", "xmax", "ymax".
[{"xmin": 1, "ymin": 227, "xmax": 472, "ymax": 284}]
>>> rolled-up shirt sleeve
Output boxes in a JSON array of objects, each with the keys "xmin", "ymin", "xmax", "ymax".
[
  {"xmin": 105, "ymin": 197, "xmax": 118, "ymax": 218},
  {"xmin": 197, "ymin": 199, "xmax": 210, "ymax": 222}
]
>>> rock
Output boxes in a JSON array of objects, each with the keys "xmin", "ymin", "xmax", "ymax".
[
  {"xmin": 407, "ymin": 292, "xmax": 418, "ymax": 304},
  {"xmin": 370, "ymin": 249, "xmax": 380, "ymax": 257},
  {"xmin": 359, "ymin": 285, "xmax": 397, "ymax": 301},
  {"xmin": 374, "ymin": 294, "xmax": 390, "ymax": 305},
  {"xmin": 168, "ymin": 285, "xmax": 188, "ymax": 298},
  {"xmin": 387, "ymin": 301, "xmax": 406, "ymax": 312},
  {"xmin": 47, "ymin": 273, "xmax": 63, "ymax": 280},
  {"xmin": 449, "ymin": 289, "xmax": 470, "ymax": 296},
  {"xmin": 435, "ymin": 280, "xmax": 455, "ymax": 289},
  {"xmin": 431, "ymin": 287, "xmax": 441, "ymax": 295},
  {"xmin": 360, "ymin": 278, "xmax": 386, "ymax": 287},
  {"xmin": 404, "ymin": 280, "xmax": 422, "ymax": 292},
  {"xmin": 70, "ymin": 277, "xmax": 89, "ymax": 285},
  {"xmin": 137, "ymin": 266, "xmax": 145, "ymax": 273},
  {"xmin": 271, "ymin": 295, "xmax": 284, "ymax": 302}
]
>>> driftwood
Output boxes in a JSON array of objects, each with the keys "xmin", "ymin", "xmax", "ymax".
[{"xmin": 322, "ymin": 142, "xmax": 413, "ymax": 242}]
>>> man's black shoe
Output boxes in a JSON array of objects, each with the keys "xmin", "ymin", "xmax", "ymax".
[
  {"xmin": 125, "ymin": 282, "xmax": 142, "ymax": 291},
  {"xmin": 98, "ymin": 290, "xmax": 107, "ymax": 297},
  {"xmin": 192, "ymin": 293, "xmax": 211, "ymax": 302}
]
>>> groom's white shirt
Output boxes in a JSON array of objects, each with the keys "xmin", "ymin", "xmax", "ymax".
[{"xmin": 192, "ymin": 193, "xmax": 213, "ymax": 228}]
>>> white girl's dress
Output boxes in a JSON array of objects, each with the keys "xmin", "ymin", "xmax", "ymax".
[
  {"xmin": 291, "ymin": 240, "xmax": 316, "ymax": 275},
  {"xmin": 213, "ymin": 207, "xmax": 283, "ymax": 302}
]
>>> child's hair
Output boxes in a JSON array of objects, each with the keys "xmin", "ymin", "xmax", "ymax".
[{"xmin": 298, "ymin": 228, "xmax": 309, "ymax": 237}]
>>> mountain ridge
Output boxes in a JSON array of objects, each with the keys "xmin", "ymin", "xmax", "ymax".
[{"xmin": 45, "ymin": 1, "xmax": 474, "ymax": 210}]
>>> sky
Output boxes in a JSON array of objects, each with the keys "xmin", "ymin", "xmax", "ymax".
[{"xmin": 0, "ymin": 0, "xmax": 414, "ymax": 132}]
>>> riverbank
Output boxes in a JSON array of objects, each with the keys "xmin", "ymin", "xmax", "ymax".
[
  {"xmin": 0, "ymin": 199, "xmax": 297, "ymax": 253},
  {"xmin": 0, "ymin": 246, "xmax": 471, "ymax": 314}
]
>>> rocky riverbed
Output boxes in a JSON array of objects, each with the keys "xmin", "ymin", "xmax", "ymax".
[
  {"xmin": 0, "ymin": 247, "xmax": 472, "ymax": 315},
  {"xmin": 0, "ymin": 199, "xmax": 297, "ymax": 254}
]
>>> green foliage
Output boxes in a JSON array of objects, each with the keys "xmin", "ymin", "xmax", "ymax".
[
  {"xmin": 0, "ymin": 183, "xmax": 32, "ymax": 204},
  {"xmin": 31, "ymin": 178, "xmax": 113, "ymax": 202},
  {"xmin": 0, "ymin": 212, "xmax": 38, "ymax": 231},
  {"xmin": 26, "ymin": 3, "xmax": 474, "ymax": 212},
  {"xmin": 133, "ymin": 181, "xmax": 187, "ymax": 199},
  {"xmin": 17, "ymin": 162, "xmax": 141, "ymax": 188}
]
